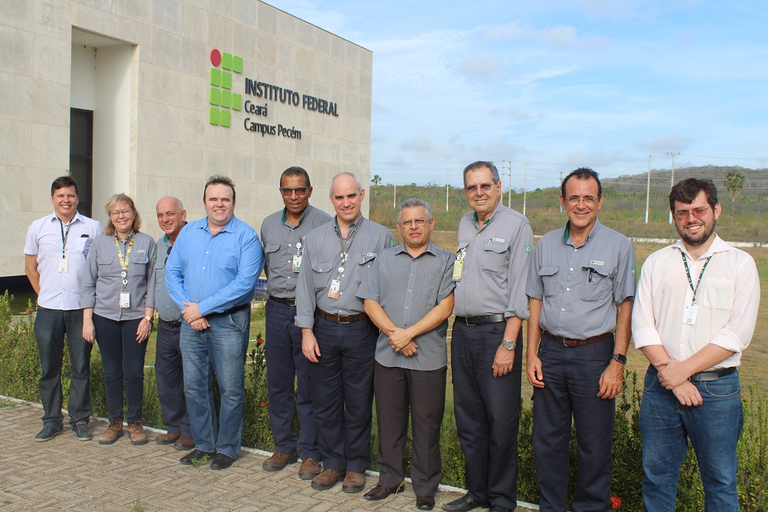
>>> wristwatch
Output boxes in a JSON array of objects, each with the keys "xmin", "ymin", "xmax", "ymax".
[
  {"xmin": 502, "ymin": 339, "xmax": 516, "ymax": 351},
  {"xmin": 144, "ymin": 315, "xmax": 154, "ymax": 324},
  {"xmin": 611, "ymin": 353, "xmax": 627, "ymax": 364}
]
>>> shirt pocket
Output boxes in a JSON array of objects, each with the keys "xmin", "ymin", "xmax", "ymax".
[
  {"xmin": 420, "ymin": 272, "xmax": 441, "ymax": 299},
  {"xmin": 356, "ymin": 252, "xmax": 377, "ymax": 284},
  {"xmin": 538, "ymin": 266, "xmax": 560, "ymax": 298},
  {"xmin": 481, "ymin": 239, "xmax": 509, "ymax": 273},
  {"xmin": 310, "ymin": 260, "xmax": 333, "ymax": 292},
  {"xmin": 264, "ymin": 243, "xmax": 286, "ymax": 275},
  {"xmin": 579, "ymin": 266, "xmax": 613, "ymax": 302},
  {"xmin": 96, "ymin": 255, "xmax": 119, "ymax": 278}
]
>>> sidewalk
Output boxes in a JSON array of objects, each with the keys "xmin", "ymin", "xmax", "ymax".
[{"xmin": 0, "ymin": 399, "xmax": 535, "ymax": 511}]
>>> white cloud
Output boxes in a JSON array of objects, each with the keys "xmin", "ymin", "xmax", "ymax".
[
  {"xmin": 632, "ymin": 135, "xmax": 693, "ymax": 154},
  {"xmin": 455, "ymin": 56, "xmax": 501, "ymax": 79},
  {"xmin": 401, "ymin": 138, "xmax": 435, "ymax": 153}
]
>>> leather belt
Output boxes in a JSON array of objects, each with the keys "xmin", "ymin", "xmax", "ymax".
[
  {"xmin": 159, "ymin": 318, "xmax": 182, "ymax": 327},
  {"xmin": 269, "ymin": 296, "xmax": 296, "ymax": 307},
  {"xmin": 316, "ymin": 308, "xmax": 368, "ymax": 324},
  {"xmin": 543, "ymin": 330, "xmax": 611, "ymax": 347},
  {"xmin": 454, "ymin": 314, "xmax": 506, "ymax": 326},
  {"xmin": 690, "ymin": 367, "xmax": 737, "ymax": 382},
  {"xmin": 209, "ymin": 302, "xmax": 250, "ymax": 318}
]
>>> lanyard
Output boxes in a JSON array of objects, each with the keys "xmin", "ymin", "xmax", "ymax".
[
  {"xmin": 58, "ymin": 218, "xmax": 72, "ymax": 258},
  {"xmin": 681, "ymin": 251, "xmax": 711, "ymax": 305},
  {"xmin": 336, "ymin": 218, "xmax": 362, "ymax": 276},
  {"xmin": 114, "ymin": 233, "xmax": 135, "ymax": 289}
]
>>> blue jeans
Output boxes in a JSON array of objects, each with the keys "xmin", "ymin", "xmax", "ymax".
[
  {"xmin": 34, "ymin": 307, "xmax": 93, "ymax": 427},
  {"xmin": 265, "ymin": 298, "xmax": 319, "ymax": 458},
  {"xmin": 639, "ymin": 365, "xmax": 743, "ymax": 511},
  {"xmin": 93, "ymin": 315, "xmax": 147, "ymax": 422},
  {"xmin": 180, "ymin": 307, "xmax": 250, "ymax": 459}
]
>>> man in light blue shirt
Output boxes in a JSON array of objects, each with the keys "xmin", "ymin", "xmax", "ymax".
[{"xmin": 166, "ymin": 175, "xmax": 264, "ymax": 470}]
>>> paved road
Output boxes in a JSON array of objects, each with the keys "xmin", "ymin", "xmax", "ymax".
[{"xmin": 0, "ymin": 400, "xmax": 535, "ymax": 511}]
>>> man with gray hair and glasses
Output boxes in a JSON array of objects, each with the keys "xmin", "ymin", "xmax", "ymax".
[
  {"xmin": 357, "ymin": 198, "xmax": 455, "ymax": 511},
  {"xmin": 446, "ymin": 161, "xmax": 533, "ymax": 512}
]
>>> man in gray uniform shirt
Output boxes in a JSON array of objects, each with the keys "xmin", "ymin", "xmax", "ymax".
[
  {"xmin": 526, "ymin": 167, "xmax": 635, "ymax": 512},
  {"xmin": 446, "ymin": 161, "xmax": 533, "ymax": 512},
  {"xmin": 260, "ymin": 166, "xmax": 331, "ymax": 480},
  {"xmin": 153, "ymin": 196, "xmax": 194, "ymax": 450},
  {"xmin": 296, "ymin": 172, "xmax": 394, "ymax": 493},
  {"xmin": 357, "ymin": 198, "xmax": 455, "ymax": 511}
]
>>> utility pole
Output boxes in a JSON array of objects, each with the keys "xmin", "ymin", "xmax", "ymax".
[
  {"xmin": 559, "ymin": 170, "xmax": 563, "ymax": 225},
  {"xmin": 523, "ymin": 163, "xmax": 528, "ymax": 216},
  {"xmin": 666, "ymin": 152, "xmax": 680, "ymax": 224},
  {"xmin": 445, "ymin": 170, "xmax": 449, "ymax": 213},
  {"xmin": 507, "ymin": 160, "xmax": 512, "ymax": 208},
  {"xmin": 393, "ymin": 174, "xmax": 397, "ymax": 209},
  {"xmin": 644, "ymin": 155, "xmax": 653, "ymax": 224}
]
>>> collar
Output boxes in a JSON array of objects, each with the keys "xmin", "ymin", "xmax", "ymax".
[
  {"xmin": 50, "ymin": 211, "xmax": 80, "ymax": 225},
  {"xmin": 472, "ymin": 201, "xmax": 501, "ymax": 227},
  {"xmin": 335, "ymin": 214, "xmax": 363, "ymax": 235},
  {"xmin": 281, "ymin": 205, "xmax": 311, "ymax": 225},
  {"xmin": 673, "ymin": 233, "xmax": 730, "ymax": 260},
  {"xmin": 393, "ymin": 240, "xmax": 438, "ymax": 258},
  {"xmin": 202, "ymin": 216, "xmax": 236, "ymax": 234},
  {"xmin": 563, "ymin": 218, "xmax": 602, "ymax": 246}
]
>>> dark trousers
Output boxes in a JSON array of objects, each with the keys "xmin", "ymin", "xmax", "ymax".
[
  {"xmin": 93, "ymin": 315, "xmax": 147, "ymax": 422},
  {"xmin": 533, "ymin": 332, "xmax": 615, "ymax": 512},
  {"xmin": 156, "ymin": 319, "xmax": 190, "ymax": 437},
  {"xmin": 451, "ymin": 321, "xmax": 522, "ymax": 510},
  {"xmin": 265, "ymin": 298, "xmax": 319, "ymax": 458},
  {"xmin": 34, "ymin": 306, "xmax": 93, "ymax": 427},
  {"xmin": 309, "ymin": 315, "xmax": 378, "ymax": 473},
  {"xmin": 374, "ymin": 363, "xmax": 446, "ymax": 497}
]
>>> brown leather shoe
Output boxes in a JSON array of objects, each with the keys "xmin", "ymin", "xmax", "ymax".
[
  {"xmin": 155, "ymin": 431, "xmax": 181, "ymax": 445},
  {"xmin": 128, "ymin": 421, "xmax": 148, "ymax": 445},
  {"xmin": 342, "ymin": 471, "xmax": 366, "ymax": 493},
  {"xmin": 262, "ymin": 451, "xmax": 299, "ymax": 472},
  {"xmin": 298, "ymin": 457, "xmax": 322, "ymax": 480},
  {"xmin": 99, "ymin": 419, "xmax": 124, "ymax": 445},
  {"xmin": 311, "ymin": 468, "xmax": 345, "ymax": 491},
  {"xmin": 174, "ymin": 436, "xmax": 195, "ymax": 450},
  {"xmin": 363, "ymin": 483, "xmax": 405, "ymax": 500},
  {"xmin": 416, "ymin": 495, "xmax": 435, "ymax": 510}
]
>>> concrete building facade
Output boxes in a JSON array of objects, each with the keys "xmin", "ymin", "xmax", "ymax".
[{"xmin": 0, "ymin": 0, "xmax": 373, "ymax": 278}]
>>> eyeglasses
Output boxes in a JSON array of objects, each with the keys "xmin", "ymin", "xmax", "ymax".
[
  {"xmin": 280, "ymin": 187, "xmax": 309, "ymax": 197},
  {"xmin": 401, "ymin": 218, "xmax": 430, "ymax": 227},
  {"xmin": 674, "ymin": 206, "xmax": 710, "ymax": 220},
  {"xmin": 465, "ymin": 183, "xmax": 494, "ymax": 195},
  {"xmin": 566, "ymin": 195, "xmax": 599, "ymax": 206},
  {"xmin": 109, "ymin": 209, "xmax": 133, "ymax": 217}
]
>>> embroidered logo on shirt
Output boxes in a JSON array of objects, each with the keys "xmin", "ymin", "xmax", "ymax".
[
  {"xmin": 525, "ymin": 245, "xmax": 532, "ymax": 254},
  {"xmin": 590, "ymin": 260, "xmax": 604, "ymax": 266}
]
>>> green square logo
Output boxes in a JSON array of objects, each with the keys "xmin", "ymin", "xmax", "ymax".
[
  {"xmin": 209, "ymin": 88, "xmax": 221, "ymax": 106},
  {"xmin": 233, "ymin": 56, "xmax": 243, "ymax": 73},
  {"xmin": 222, "ymin": 71, "xmax": 232, "ymax": 90},
  {"xmin": 220, "ymin": 110, "xmax": 231, "ymax": 127},
  {"xmin": 221, "ymin": 90, "xmax": 231, "ymax": 108},
  {"xmin": 231, "ymin": 93, "xmax": 242, "ymax": 111},
  {"xmin": 209, "ymin": 108, "xmax": 220, "ymax": 125},
  {"xmin": 210, "ymin": 68, "xmax": 221, "ymax": 87},
  {"xmin": 222, "ymin": 52, "xmax": 233, "ymax": 70}
]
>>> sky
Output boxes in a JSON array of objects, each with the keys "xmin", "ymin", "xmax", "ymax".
[{"xmin": 263, "ymin": 0, "xmax": 768, "ymax": 190}]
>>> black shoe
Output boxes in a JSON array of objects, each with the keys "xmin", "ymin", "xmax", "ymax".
[
  {"xmin": 73, "ymin": 421, "xmax": 92, "ymax": 441},
  {"xmin": 35, "ymin": 425, "xmax": 62, "ymax": 442},
  {"xmin": 442, "ymin": 494, "xmax": 491, "ymax": 512},
  {"xmin": 210, "ymin": 452, "xmax": 236, "ymax": 470},
  {"xmin": 363, "ymin": 483, "xmax": 405, "ymax": 501},
  {"xmin": 417, "ymin": 495, "xmax": 436, "ymax": 510},
  {"xmin": 180, "ymin": 449, "xmax": 215, "ymax": 465},
  {"xmin": 488, "ymin": 507, "xmax": 512, "ymax": 512}
]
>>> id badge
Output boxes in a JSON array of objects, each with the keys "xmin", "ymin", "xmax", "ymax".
[
  {"xmin": 119, "ymin": 291, "xmax": 131, "ymax": 309},
  {"xmin": 452, "ymin": 259, "xmax": 464, "ymax": 281},
  {"xmin": 58, "ymin": 258, "xmax": 68, "ymax": 273},
  {"xmin": 328, "ymin": 279, "xmax": 340, "ymax": 299},
  {"xmin": 292, "ymin": 255, "xmax": 302, "ymax": 273},
  {"xmin": 683, "ymin": 304, "xmax": 699, "ymax": 325}
]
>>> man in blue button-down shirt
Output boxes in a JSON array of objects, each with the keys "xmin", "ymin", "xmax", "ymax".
[{"xmin": 166, "ymin": 175, "xmax": 264, "ymax": 471}]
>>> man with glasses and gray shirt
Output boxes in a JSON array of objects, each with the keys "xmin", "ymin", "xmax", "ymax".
[
  {"xmin": 526, "ymin": 167, "xmax": 635, "ymax": 511},
  {"xmin": 446, "ymin": 161, "xmax": 533, "ymax": 512},
  {"xmin": 260, "ymin": 167, "xmax": 331, "ymax": 480}
]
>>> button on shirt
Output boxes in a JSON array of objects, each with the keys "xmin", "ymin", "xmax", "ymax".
[
  {"xmin": 527, "ymin": 219, "xmax": 636, "ymax": 339},
  {"xmin": 453, "ymin": 203, "xmax": 533, "ymax": 319},
  {"xmin": 295, "ymin": 217, "xmax": 394, "ymax": 328},
  {"xmin": 260, "ymin": 205, "xmax": 332, "ymax": 299},
  {"xmin": 81, "ymin": 232, "xmax": 156, "ymax": 321},
  {"xmin": 153, "ymin": 234, "xmax": 182, "ymax": 323},
  {"xmin": 24, "ymin": 212, "xmax": 103, "ymax": 310},
  {"xmin": 165, "ymin": 216, "xmax": 264, "ymax": 316},
  {"xmin": 357, "ymin": 242, "xmax": 456, "ymax": 371},
  {"xmin": 632, "ymin": 235, "xmax": 759, "ymax": 369}
]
